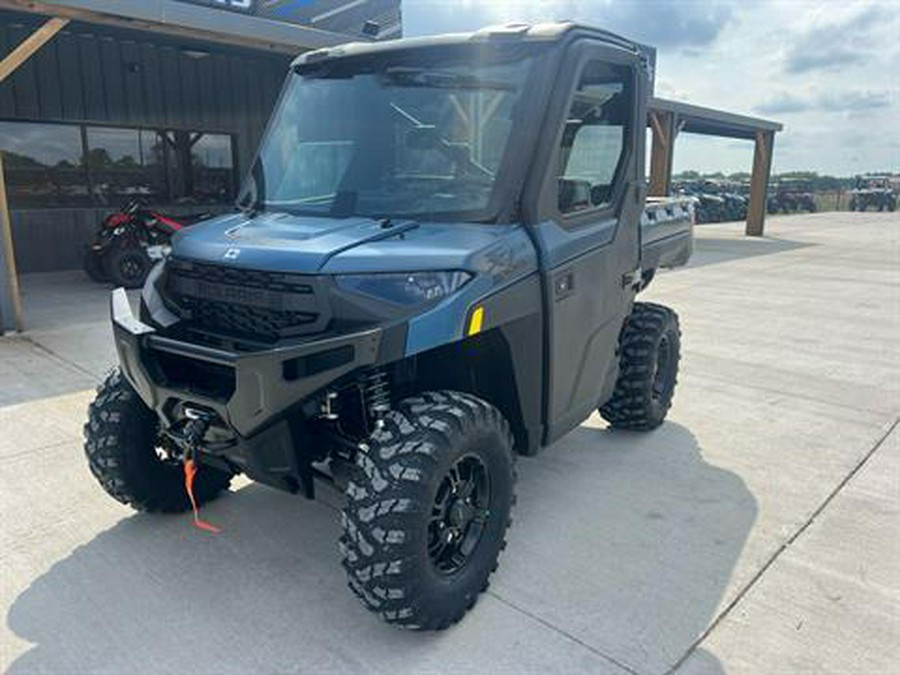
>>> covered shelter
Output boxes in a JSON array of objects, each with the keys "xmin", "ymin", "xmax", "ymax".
[{"xmin": 647, "ymin": 97, "xmax": 783, "ymax": 237}]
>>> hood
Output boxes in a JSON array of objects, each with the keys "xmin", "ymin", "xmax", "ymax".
[
  {"xmin": 171, "ymin": 211, "xmax": 535, "ymax": 277},
  {"xmin": 172, "ymin": 211, "xmax": 420, "ymax": 272}
]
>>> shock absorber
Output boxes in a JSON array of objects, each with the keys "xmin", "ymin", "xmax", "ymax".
[{"xmin": 363, "ymin": 368, "xmax": 391, "ymax": 427}]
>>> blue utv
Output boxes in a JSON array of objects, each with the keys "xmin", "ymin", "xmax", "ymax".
[{"xmin": 84, "ymin": 22, "xmax": 694, "ymax": 630}]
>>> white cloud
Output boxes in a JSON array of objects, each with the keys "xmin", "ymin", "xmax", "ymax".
[{"xmin": 403, "ymin": 0, "xmax": 900, "ymax": 175}]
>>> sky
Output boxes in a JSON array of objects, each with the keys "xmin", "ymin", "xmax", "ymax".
[{"xmin": 402, "ymin": 0, "xmax": 899, "ymax": 176}]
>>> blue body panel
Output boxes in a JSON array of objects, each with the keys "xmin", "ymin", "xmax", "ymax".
[
  {"xmin": 172, "ymin": 212, "xmax": 539, "ymax": 357},
  {"xmin": 531, "ymin": 217, "xmax": 617, "ymax": 268}
]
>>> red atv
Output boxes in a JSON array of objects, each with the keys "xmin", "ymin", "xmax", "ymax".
[{"xmin": 83, "ymin": 200, "xmax": 210, "ymax": 288}]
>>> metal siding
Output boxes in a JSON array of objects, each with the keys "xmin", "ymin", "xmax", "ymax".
[
  {"xmin": 159, "ymin": 46, "xmax": 183, "ymax": 127},
  {"xmin": 0, "ymin": 27, "xmax": 15, "ymax": 118},
  {"xmin": 230, "ymin": 56, "xmax": 254, "ymax": 169},
  {"xmin": 140, "ymin": 42, "xmax": 165, "ymax": 127},
  {"xmin": 196, "ymin": 55, "xmax": 217, "ymax": 130},
  {"xmin": 35, "ymin": 38, "xmax": 63, "ymax": 119},
  {"xmin": 58, "ymin": 32, "xmax": 86, "ymax": 120},
  {"xmin": 179, "ymin": 52, "xmax": 201, "ymax": 126},
  {"xmin": 78, "ymin": 32, "xmax": 107, "ymax": 120},
  {"xmin": 120, "ymin": 40, "xmax": 145, "ymax": 124},
  {"xmin": 212, "ymin": 53, "xmax": 230, "ymax": 130},
  {"xmin": 101, "ymin": 37, "xmax": 126, "ymax": 121},
  {"xmin": 247, "ymin": 58, "xmax": 266, "ymax": 162},
  {"xmin": 9, "ymin": 25, "xmax": 40, "ymax": 118}
]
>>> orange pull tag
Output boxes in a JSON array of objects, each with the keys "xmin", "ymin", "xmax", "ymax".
[{"xmin": 183, "ymin": 459, "xmax": 221, "ymax": 534}]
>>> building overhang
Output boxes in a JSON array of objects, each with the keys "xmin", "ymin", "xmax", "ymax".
[
  {"xmin": 0, "ymin": 0, "xmax": 389, "ymax": 53},
  {"xmin": 649, "ymin": 97, "xmax": 783, "ymax": 141}
]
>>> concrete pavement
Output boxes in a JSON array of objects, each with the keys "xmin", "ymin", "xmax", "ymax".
[{"xmin": 1, "ymin": 211, "xmax": 898, "ymax": 674}]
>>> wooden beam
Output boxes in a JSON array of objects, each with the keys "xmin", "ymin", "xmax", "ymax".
[
  {"xmin": 0, "ymin": 16, "xmax": 69, "ymax": 85},
  {"xmin": 0, "ymin": 153, "xmax": 24, "ymax": 332},
  {"xmin": 649, "ymin": 110, "xmax": 667, "ymax": 146},
  {"xmin": 648, "ymin": 110, "xmax": 676, "ymax": 197},
  {"xmin": 746, "ymin": 130, "xmax": 775, "ymax": 236}
]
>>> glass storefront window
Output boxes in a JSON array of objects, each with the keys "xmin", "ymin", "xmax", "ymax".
[
  {"xmin": 0, "ymin": 121, "xmax": 235, "ymax": 209},
  {"xmin": 0, "ymin": 122, "xmax": 90, "ymax": 208},
  {"xmin": 85, "ymin": 127, "xmax": 168, "ymax": 206},
  {"xmin": 164, "ymin": 131, "xmax": 236, "ymax": 205}
]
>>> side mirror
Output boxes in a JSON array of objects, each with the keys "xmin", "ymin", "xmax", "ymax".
[{"xmin": 559, "ymin": 178, "xmax": 592, "ymax": 213}]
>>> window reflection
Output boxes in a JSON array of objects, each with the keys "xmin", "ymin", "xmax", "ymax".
[
  {"xmin": 0, "ymin": 121, "xmax": 235, "ymax": 209},
  {"xmin": 0, "ymin": 122, "xmax": 89, "ymax": 207},
  {"xmin": 192, "ymin": 133, "xmax": 236, "ymax": 203},
  {"xmin": 86, "ymin": 127, "xmax": 168, "ymax": 206},
  {"xmin": 164, "ymin": 131, "xmax": 236, "ymax": 205}
]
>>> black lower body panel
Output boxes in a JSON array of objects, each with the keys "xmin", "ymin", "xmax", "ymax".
[{"xmin": 110, "ymin": 289, "xmax": 406, "ymax": 494}]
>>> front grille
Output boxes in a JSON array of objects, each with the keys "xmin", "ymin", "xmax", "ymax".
[{"xmin": 164, "ymin": 259, "xmax": 329, "ymax": 343}]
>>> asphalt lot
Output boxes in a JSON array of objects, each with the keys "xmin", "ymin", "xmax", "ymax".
[{"xmin": 1, "ymin": 212, "xmax": 898, "ymax": 674}]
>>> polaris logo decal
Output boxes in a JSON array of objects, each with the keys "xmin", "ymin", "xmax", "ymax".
[{"xmin": 223, "ymin": 248, "xmax": 241, "ymax": 261}]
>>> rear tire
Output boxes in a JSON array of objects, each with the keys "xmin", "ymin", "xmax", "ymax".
[
  {"xmin": 340, "ymin": 391, "xmax": 515, "ymax": 630},
  {"xmin": 84, "ymin": 369, "xmax": 232, "ymax": 512},
  {"xmin": 600, "ymin": 302, "xmax": 681, "ymax": 431},
  {"xmin": 83, "ymin": 249, "xmax": 108, "ymax": 283}
]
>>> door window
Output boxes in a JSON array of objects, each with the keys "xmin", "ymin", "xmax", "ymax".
[{"xmin": 557, "ymin": 61, "xmax": 632, "ymax": 215}]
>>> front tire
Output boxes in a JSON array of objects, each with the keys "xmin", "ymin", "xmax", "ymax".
[
  {"xmin": 341, "ymin": 391, "xmax": 516, "ymax": 630},
  {"xmin": 600, "ymin": 302, "xmax": 681, "ymax": 431},
  {"xmin": 105, "ymin": 245, "xmax": 151, "ymax": 289},
  {"xmin": 84, "ymin": 369, "xmax": 232, "ymax": 512}
]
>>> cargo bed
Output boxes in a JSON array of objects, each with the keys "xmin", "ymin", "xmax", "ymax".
[{"xmin": 640, "ymin": 196, "xmax": 695, "ymax": 270}]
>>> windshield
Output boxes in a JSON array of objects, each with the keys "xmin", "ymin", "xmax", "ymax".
[{"xmin": 243, "ymin": 49, "xmax": 536, "ymax": 221}]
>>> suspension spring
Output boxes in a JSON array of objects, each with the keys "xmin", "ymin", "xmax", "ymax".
[{"xmin": 363, "ymin": 368, "xmax": 391, "ymax": 426}]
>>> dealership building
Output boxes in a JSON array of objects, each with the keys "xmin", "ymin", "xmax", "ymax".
[{"xmin": 0, "ymin": 0, "xmax": 400, "ymax": 286}]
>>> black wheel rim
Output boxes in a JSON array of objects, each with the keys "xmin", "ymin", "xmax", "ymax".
[
  {"xmin": 652, "ymin": 334, "xmax": 676, "ymax": 402},
  {"xmin": 428, "ymin": 454, "xmax": 491, "ymax": 575}
]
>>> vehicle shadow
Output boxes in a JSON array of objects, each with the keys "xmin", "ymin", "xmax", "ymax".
[
  {"xmin": 6, "ymin": 420, "xmax": 754, "ymax": 674},
  {"xmin": 685, "ymin": 233, "xmax": 814, "ymax": 271},
  {"xmin": 496, "ymin": 420, "xmax": 757, "ymax": 673}
]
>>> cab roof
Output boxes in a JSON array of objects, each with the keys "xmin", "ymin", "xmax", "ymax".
[{"xmin": 292, "ymin": 22, "xmax": 645, "ymax": 68}]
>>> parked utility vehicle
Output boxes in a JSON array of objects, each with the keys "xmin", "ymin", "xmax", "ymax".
[
  {"xmin": 84, "ymin": 23, "xmax": 693, "ymax": 630},
  {"xmin": 849, "ymin": 176, "xmax": 897, "ymax": 212}
]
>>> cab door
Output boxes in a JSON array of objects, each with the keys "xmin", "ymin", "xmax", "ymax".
[{"xmin": 524, "ymin": 41, "xmax": 648, "ymax": 443}]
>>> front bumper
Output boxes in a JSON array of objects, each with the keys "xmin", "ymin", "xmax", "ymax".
[{"xmin": 111, "ymin": 288, "xmax": 405, "ymax": 438}]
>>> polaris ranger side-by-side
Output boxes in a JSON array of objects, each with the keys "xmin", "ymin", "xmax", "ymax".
[{"xmin": 84, "ymin": 23, "xmax": 694, "ymax": 629}]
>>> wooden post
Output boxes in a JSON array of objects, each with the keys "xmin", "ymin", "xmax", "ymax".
[
  {"xmin": 746, "ymin": 130, "xmax": 774, "ymax": 236},
  {"xmin": 648, "ymin": 110, "xmax": 676, "ymax": 196},
  {"xmin": 0, "ymin": 152, "xmax": 24, "ymax": 332},
  {"xmin": 0, "ymin": 16, "xmax": 69, "ymax": 332},
  {"xmin": 0, "ymin": 17, "xmax": 69, "ymax": 84}
]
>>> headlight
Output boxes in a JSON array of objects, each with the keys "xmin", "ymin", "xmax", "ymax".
[{"xmin": 335, "ymin": 271, "xmax": 472, "ymax": 307}]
